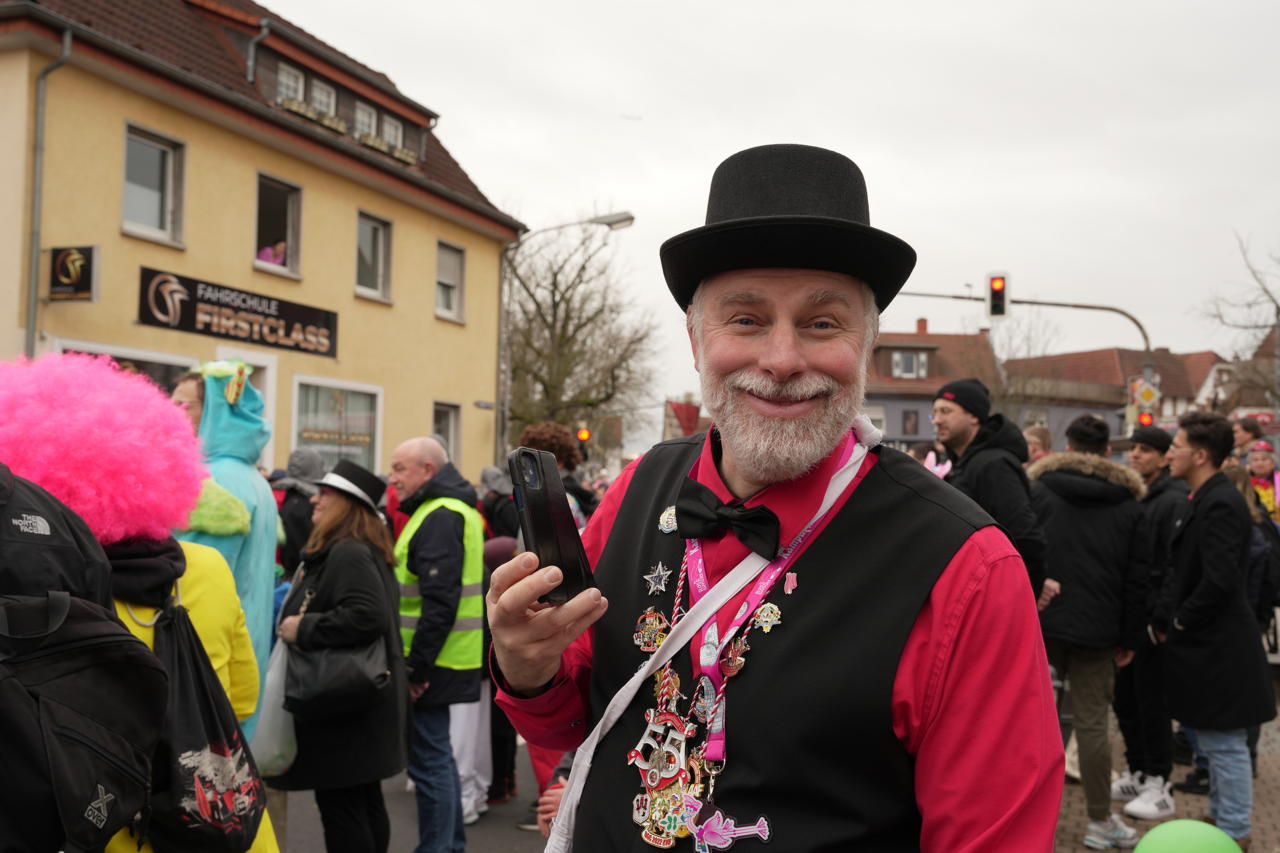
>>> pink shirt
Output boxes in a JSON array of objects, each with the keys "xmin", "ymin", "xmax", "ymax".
[{"xmin": 496, "ymin": 434, "xmax": 1063, "ymax": 852}]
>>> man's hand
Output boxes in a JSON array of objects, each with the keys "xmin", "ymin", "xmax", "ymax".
[
  {"xmin": 408, "ymin": 681, "xmax": 429, "ymax": 702},
  {"xmin": 1114, "ymin": 648, "xmax": 1135, "ymax": 668},
  {"xmin": 277, "ymin": 614, "xmax": 301, "ymax": 644},
  {"xmin": 488, "ymin": 551, "xmax": 608, "ymax": 696},
  {"xmin": 537, "ymin": 775, "xmax": 568, "ymax": 838},
  {"xmin": 1037, "ymin": 578, "xmax": 1061, "ymax": 611}
]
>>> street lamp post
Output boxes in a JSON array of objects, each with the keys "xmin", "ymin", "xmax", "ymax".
[{"xmin": 494, "ymin": 211, "xmax": 634, "ymax": 462}]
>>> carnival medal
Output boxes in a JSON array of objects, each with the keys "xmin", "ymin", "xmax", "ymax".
[
  {"xmin": 644, "ymin": 561, "xmax": 672, "ymax": 595},
  {"xmin": 633, "ymin": 607, "xmax": 671, "ymax": 652},
  {"xmin": 750, "ymin": 602, "xmax": 781, "ymax": 634}
]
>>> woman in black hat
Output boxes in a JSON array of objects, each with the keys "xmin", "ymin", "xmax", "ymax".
[{"xmin": 266, "ymin": 460, "xmax": 407, "ymax": 853}]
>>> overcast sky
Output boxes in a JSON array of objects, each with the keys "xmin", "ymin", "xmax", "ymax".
[{"xmin": 266, "ymin": 0, "xmax": 1280, "ymax": 439}]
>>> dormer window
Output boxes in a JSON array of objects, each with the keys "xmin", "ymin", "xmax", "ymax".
[
  {"xmin": 355, "ymin": 102, "xmax": 377, "ymax": 138},
  {"xmin": 891, "ymin": 350, "xmax": 928, "ymax": 379},
  {"xmin": 309, "ymin": 80, "xmax": 336, "ymax": 117},
  {"xmin": 381, "ymin": 116, "xmax": 403, "ymax": 149},
  {"xmin": 276, "ymin": 63, "xmax": 304, "ymax": 103}
]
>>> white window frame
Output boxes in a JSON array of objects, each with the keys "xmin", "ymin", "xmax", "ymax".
[
  {"xmin": 381, "ymin": 115, "xmax": 403, "ymax": 149},
  {"xmin": 435, "ymin": 241, "xmax": 465, "ymax": 322},
  {"xmin": 354, "ymin": 101, "xmax": 377, "ymax": 137},
  {"xmin": 309, "ymin": 79, "xmax": 336, "ymax": 116},
  {"xmin": 433, "ymin": 401, "xmax": 461, "ymax": 462},
  {"xmin": 292, "ymin": 374, "xmax": 385, "ymax": 472},
  {"xmin": 122, "ymin": 124, "xmax": 184, "ymax": 246},
  {"xmin": 890, "ymin": 350, "xmax": 928, "ymax": 379},
  {"xmin": 276, "ymin": 62, "xmax": 305, "ymax": 103},
  {"xmin": 53, "ymin": 337, "xmax": 196, "ymax": 372},
  {"xmin": 355, "ymin": 211, "xmax": 392, "ymax": 300},
  {"xmin": 216, "ymin": 345, "xmax": 278, "ymax": 466},
  {"xmin": 254, "ymin": 172, "xmax": 303, "ymax": 276}
]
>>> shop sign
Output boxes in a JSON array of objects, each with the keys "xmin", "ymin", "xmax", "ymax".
[
  {"xmin": 137, "ymin": 267, "xmax": 337, "ymax": 357},
  {"xmin": 49, "ymin": 246, "xmax": 98, "ymax": 301}
]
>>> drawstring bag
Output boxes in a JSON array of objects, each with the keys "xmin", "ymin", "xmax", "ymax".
[{"xmin": 143, "ymin": 580, "xmax": 265, "ymax": 852}]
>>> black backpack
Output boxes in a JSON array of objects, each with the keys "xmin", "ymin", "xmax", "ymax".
[
  {"xmin": 142, "ymin": 585, "xmax": 266, "ymax": 852},
  {"xmin": 0, "ymin": 591, "xmax": 169, "ymax": 853}
]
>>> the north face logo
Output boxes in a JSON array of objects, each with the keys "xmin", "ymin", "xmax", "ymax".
[
  {"xmin": 10, "ymin": 513, "xmax": 51, "ymax": 535},
  {"xmin": 84, "ymin": 784, "xmax": 114, "ymax": 828}
]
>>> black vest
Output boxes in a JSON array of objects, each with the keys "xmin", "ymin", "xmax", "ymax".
[{"xmin": 574, "ymin": 436, "xmax": 994, "ymax": 852}]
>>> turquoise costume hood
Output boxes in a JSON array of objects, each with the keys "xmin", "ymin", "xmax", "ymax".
[{"xmin": 198, "ymin": 366, "xmax": 271, "ymax": 464}]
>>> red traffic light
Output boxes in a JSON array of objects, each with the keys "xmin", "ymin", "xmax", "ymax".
[
  {"xmin": 576, "ymin": 427, "xmax": 592, "ymax": 442},
  {"xmin": 990, "ymin": 276, "xmax": 1006, "ymax": 291},
  {"xmin": 1137, "ymin": 411, "xmax": 1154, "ymax": 427}
]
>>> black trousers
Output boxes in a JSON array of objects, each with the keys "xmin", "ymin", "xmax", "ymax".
[
  {"xmin": 1113, "ymin": 642, "xmax": 1173, "ymax": 779},
  {"xmin": 489, "ymin": 686, "xmax": 519, "ymax": 800},
  {"xmin": 314, "ymin": 781, "xmax": 390, "ymax": 853}
]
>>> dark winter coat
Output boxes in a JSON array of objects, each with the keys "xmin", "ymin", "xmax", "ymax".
[
  {"xmin": 481, "ymin": 490, "xmax": 520, "ymax": 539},
  {"xmin": 277, "ymin": 488, "xmax": 314, "ymax": 576},
  {"xmin": 267, "ymin": 539, "xmax": 407, "ymax": 790},
  {"xmin": 1138, "ymin": 469, "xmax": 1189, "ymax": 617},
  {"xmin": 1154, "ymin": 472, "xmax": 1276, "ymax": 730},
  {"xmin": 1030, "ymin": 452, "xmax": 1149, "ymax": 650},
  {"xmin": 945, "ymin": 414, "xmax": 1047, "ymax": 596},
  {"xmin": 399, "ymin": 463, "xmax": 482, "ymax": 708},
  {"xmin": 0, "ymin": 462, "xmax": 114, "ymax": 608}
]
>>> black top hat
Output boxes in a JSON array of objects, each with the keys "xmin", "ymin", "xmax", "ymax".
[
  {"xmin": 660, "ymin": 144, "xmax": 916, "ymax": 312},
  {"xmin": 317, "ymin": 459, "xmax": 385, "ymax": 513}
]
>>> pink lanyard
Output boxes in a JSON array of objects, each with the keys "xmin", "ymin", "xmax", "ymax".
[{"xmin": 684, "ymin": 435, "xmax": 856, "ymax": 762}]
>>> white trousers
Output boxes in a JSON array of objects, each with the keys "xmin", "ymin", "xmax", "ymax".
[{"xmin": 449, "ymin": 682, "xmax": 493, "ymax": 817}]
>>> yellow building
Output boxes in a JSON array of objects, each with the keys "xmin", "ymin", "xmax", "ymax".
[{"xmin": 2, "ymin": 0, "xmax": 522, "ymax": 478}]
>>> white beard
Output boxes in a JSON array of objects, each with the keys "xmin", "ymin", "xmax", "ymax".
[{"xmin": 700, "ymin": 364, "xmax": 866, "ymax": 487}]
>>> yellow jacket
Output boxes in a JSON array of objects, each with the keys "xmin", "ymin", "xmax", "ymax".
[{"xmin": 107, "ymin": 540, "xmax": 278, "ymax": 853}]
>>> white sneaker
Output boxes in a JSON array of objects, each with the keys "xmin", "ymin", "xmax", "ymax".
[
  {"xmin": 1123, "ymin": 776, "xmax": 1175, "ymax": 821},
  {"xmin": 1083, "ymin": 813, "xmax": 1140, "ymax": 849},
  {"xmin": 1110, "ymin": 769, "xmax": 1143, "ymax": 801}
]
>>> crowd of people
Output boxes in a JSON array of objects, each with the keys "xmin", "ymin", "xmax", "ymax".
[{"xmin": 2, "ymin": 142, "xmax": 1278, "ymax": 853}]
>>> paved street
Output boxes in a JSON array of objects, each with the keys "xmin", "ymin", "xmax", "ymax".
[
  {"xmin": 277, "ymin": 684, "xmax": 1280, "ymax": 852},
  {"xmin": 1056, "ymin": 694, "xmax": 1280, "ymax": 852}
]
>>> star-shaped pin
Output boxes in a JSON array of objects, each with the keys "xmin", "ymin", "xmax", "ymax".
[{"xmin": 643, "ymin": 561, "xmax": 671, "ymax": 595}]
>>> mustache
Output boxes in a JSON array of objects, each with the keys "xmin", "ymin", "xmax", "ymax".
[{"xmin": 723, "ymin": 371, "xmax": 840, "ymax": 402}]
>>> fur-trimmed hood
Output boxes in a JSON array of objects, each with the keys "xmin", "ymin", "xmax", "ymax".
[{"xmin": 1028, "ymin": 451, "xmax": 1146, "ymax": 504}]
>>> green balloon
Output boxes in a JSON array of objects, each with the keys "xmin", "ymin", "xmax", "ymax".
[{"xmin": 1134, "ymin": 819, "xmax": 1239, "ymax": 852}]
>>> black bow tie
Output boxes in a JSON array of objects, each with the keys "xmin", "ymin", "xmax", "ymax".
[{"xmin": 674, "ymin": 477, "xmax": 781, "ymax": 559}]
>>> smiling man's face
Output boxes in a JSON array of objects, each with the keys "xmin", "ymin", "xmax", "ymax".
[{"xmin": 688, "ymin": 268, "xmax": 874, "ymax": 493}]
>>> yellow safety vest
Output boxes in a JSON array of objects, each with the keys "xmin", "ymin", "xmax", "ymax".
[{"xmin": 393, "ymin": 496, "xmax": 484, "ymax": 671}]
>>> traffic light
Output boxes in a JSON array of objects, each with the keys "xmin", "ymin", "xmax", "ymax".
[
  {"xmin": 576, "ymin": 427, "xmax": 591, "ymax": 442},
  {"xmin": 988, "ymin": 275, "xmax": 1007, "ymax": 317},
  {"xmin": 576, "ymin": 426, "xmax": 591, "ymax": 462},
  {"xmin": 1137, "ymin": 411, "xmax": 1154, "ymax": 427}
]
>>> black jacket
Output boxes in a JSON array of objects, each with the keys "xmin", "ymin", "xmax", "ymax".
[
  {"xmin": 1030, "ymin": 452, "xmax": 1149, "ymax": 650},
  {"xmin": 268, "ymin": 538, "xmax": 407, "ymax": 790},
  {"xmin": 1139, "ymin": 469, "xmax": 1189, "ymax": 617},
  {"xmin": 277, "ymin": 487, "xmax": 315, "ymax": 575},
  {"xmin": 1154, "ymin": 472, "xmax": 1276, "ymax": 729},
  {"xmin": 0, "ymin": 462, "xmax": 114, "ymax": 608},
  {"xmin": 481, "ymin": 490, "xmax": 520, "ymax": 539},
  {"xmin": 399, "ymin": 463, "xmax": 482, "ymax": 707},
  {"xmin": 945, "ymin": 414, "xmax": 1047, "ymax": 596}
]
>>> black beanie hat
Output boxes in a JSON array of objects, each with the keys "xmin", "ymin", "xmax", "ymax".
[
  {"xmin": 934, "ymin": 378, "xmax": 991, "ymax": 422},
  {"xmin": 1129, "ymin": 425, "xmax": 1172, "ymax": 455}
]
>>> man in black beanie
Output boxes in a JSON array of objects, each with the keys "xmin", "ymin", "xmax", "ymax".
[
  {"xmin": 932, "ymin": 378, "xmax": 1048, "ymax": 601},
  {"xmin": 1111, "ymin": 424, "xmax": 1190, "ymax": 815}
]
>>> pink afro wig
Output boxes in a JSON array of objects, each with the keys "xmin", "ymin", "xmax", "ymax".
[{"xmin": 0, "ymin": 353, "xmax": 206, "ymax": 544}]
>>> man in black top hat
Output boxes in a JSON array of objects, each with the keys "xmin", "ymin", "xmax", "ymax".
[
  {"xmin": 932, "ymin": 378, "xmax": 1049, "ymax": 603},
  {"xmin": 489, "ymin": 144, "xmax": 1062, "ymax": 852}
]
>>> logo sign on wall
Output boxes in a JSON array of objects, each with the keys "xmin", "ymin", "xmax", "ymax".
[
  {"xmin": 49, "ymin": 246, "xmax": 98, "ymax": 301},
  {"xmin": 137, "ymin": 267, "xmax": 338, "ymax": 357}
]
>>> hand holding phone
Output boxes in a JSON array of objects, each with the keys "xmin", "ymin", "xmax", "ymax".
[{"xmin": 507, "ymin": 447, "xmax": 596, "ymax": 605}]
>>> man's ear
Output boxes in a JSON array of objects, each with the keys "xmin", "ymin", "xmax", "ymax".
[{"xmin": 686, "ymin": 312, "xmax": 700, "ymax": 372}]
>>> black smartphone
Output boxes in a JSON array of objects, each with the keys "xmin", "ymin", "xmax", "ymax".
[{"xmin": 507, "ymin": 447, "xmax": 596, "ymax": 605}]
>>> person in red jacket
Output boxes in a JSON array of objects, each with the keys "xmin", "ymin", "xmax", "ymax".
[{"xmin": 487, "ymin": 144, "xmax": 1062, "ymax": 853}]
